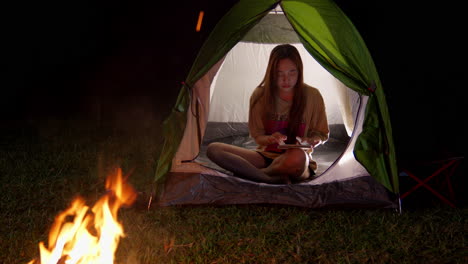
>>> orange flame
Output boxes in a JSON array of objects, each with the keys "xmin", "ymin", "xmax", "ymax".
[{"xmin": 28, "ymin": 168, "xmax": 137, "ymax": 264}]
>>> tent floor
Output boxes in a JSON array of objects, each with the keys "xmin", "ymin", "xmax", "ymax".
[{"xmin": 157, "ymin": 172, "xmax": 397, "ymax": 209}]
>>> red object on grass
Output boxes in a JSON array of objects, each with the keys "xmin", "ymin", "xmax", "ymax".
[{"xmin": 400, "ymin": 156, "xmax": 464, "ymax": 208}]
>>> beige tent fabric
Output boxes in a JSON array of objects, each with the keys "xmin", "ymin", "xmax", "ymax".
[
  {"xmin": 172, "ymin": 59, "xmax": 225, "ymax": 167},
  {"xmin": 334, "ymin": 79, "xmax": 356, "ymax": 135}
]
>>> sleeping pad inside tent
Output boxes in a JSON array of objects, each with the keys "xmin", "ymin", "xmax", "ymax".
[{"xmin": 153, "ymin": 1, "xmax": 399, "ymax": 209}]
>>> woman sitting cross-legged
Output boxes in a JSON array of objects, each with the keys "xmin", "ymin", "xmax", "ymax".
[{"xmin": 206, "ymin": 44, "xmax": 329, "ymax": 184}]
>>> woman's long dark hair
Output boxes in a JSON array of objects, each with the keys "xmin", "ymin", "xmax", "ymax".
[{"xmin": 252, "ymin": 44, "xmax": 306, "ymax": 144}]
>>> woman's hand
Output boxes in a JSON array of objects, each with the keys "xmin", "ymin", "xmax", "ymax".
[
  {"xmin": 268, "ymin": 132, "xmax": 287, "ymax": 145},
  {"xmin": 296, "ymin": 136, "xmax": 322, "ymax": 148}
]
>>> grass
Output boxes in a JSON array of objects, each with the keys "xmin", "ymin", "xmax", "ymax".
[
  {"xmin": 1, "ymin": 119, "xmax": 466, "ymax": 264},
  {"xmin": 117, "ymin": 205, "xmax": 466, "ymax": 264}
]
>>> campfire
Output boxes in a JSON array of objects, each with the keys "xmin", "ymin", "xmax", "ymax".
[{"xmin": 28, "ymin": 168, "xmax": 137, "ymax": 264}]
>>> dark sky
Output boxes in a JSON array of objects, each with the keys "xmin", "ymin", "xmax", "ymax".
[
  {"xmin": 2, "ymin": 0, "xmax": 237, "ymax": 118},
  {"xmin": 1, "ymin": 1, "xmax": 464, "ymax": 160}
]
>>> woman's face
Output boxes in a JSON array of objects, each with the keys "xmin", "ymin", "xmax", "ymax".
[{"xmin": 276, "ymin": 58, "xmax": 298, "ymax": 94}]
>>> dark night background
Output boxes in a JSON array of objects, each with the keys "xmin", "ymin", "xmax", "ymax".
[{"xmin": 1, "ymin": 1, "xmax": 465, "ymax": 202}]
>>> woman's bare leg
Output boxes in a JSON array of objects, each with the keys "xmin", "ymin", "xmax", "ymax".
[
  {"xmin": 206, "ymin": 142, "xmax": 286, "ymax": 183},
  {"xmin": 261, "ymin": 148, "xmax": 310, "ymax": 182}
]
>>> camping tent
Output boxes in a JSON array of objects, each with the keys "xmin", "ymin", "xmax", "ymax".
[{"xmin": 153, "ymin": 0, "xmax": 399, "ymax": 208}]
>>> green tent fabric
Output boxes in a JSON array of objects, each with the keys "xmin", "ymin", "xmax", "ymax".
[{"xmin": 155, "ymin": 0, "xmax": 398, "ymax": 194}]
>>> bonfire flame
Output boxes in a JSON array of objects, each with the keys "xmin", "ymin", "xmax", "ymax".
[{"xmin": 28, "ymin": 168, "xmax": 137, "ymax": 264}]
